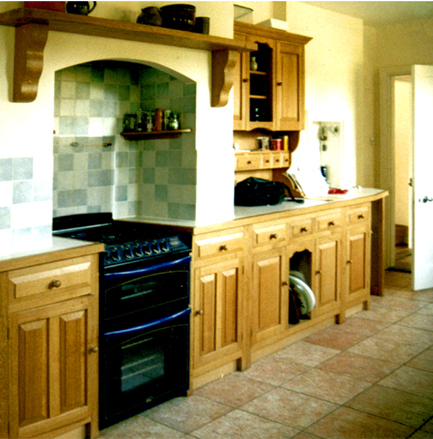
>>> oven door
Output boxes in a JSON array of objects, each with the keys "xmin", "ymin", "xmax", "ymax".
[
  {"xmin": 100, "ymin": 308, "xmax": 190, "ymax": 428},
  {"xmin": 102, "ymin": 254, "xmax": 190, "ymax": 329}
]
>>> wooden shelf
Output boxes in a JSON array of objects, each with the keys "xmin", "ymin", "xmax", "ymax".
[
  {"xmin": 121, "ymin": 129, "xmax": 192, "ymax": 141},
  {"xmin": 0, "ymin": 8, "xmax": 257, "ymax": 105}
]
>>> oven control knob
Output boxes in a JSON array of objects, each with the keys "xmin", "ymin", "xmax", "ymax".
[
  {"xmin": 160, "ymin": 240, "xmax": 169, "ymax": 252},
  {"xmin": 151, "ymin": 242, "xmax": 161, "ymax": 254},
  {"xmin": 110, "ymin": 249, "xmax": 121, "ymax": 262},
  {"xmin": 143, "ymin": 244, "xmax": 152, "ymax": 255},
  {"xmin": 133, "ymin": 246, "xmax": 144, "ymax": 257},
  {"xmin": 124, "ymin": 248, "xmax": 133, "ymax": 259}
]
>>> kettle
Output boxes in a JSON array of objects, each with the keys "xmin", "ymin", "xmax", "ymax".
[{"xmin": 66, "ymin": 1, "xmax": 97, "ymax": 15}]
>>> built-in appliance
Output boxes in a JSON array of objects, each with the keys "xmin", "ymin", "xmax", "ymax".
[{"xmin": 53, "ymin": 213, "xmax": 192, "ymax": 429}]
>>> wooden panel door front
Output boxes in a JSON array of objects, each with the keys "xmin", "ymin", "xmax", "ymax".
[
  {"xmin": 9, "ymin": 296, "xmax": 98, "ymax": 439},
  {"xmin": 252, "ymin": 247, "xmax": 288, "ymax": 346},
  {"xmin": 311, "ymin": 235, "xmax": 341, "ymax": 318},
  {"xmin": 275, "ymin": 41, "xmax": 304, "ymax": 131},
  {"xmin": 345, "ymin": 225, "xmax": 371, "ymax": 307},
  {"xmin": 233, "ymin": 32, "xmax": 249, "ymax": 130},
  {"xmin": 193, "ymin": 258, "xmax": 243, "ymax": 372}
]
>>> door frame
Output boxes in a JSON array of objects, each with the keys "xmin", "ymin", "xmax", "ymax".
[{"xmin": 379, "ymin": 65, "xmax": 412, "ymax": 269}]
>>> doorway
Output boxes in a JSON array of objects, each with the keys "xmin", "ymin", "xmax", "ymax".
[{"xmin": 393, "ymin": 76, "xmax": 413, "ymax": 273}]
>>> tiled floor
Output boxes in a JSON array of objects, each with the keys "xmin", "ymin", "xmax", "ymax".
[{"xmin": 99, "ymin": 271, "xmax": 433, "ymax": 439}]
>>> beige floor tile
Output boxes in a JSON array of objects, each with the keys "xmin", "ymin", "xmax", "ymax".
[
  {"xmin": 306, "ymin": 406, "xmax": 414, "ymax": 439},
  {"xmin": 332, "ymin": 316, "xmax": 390, "ymax": 335},
  {"xmin": 239, "ymin": 355, "xmax": 310, "ymax": 385},
  {"xmin": 371, "ymin": 294, "xmax": 429, "ymax": 312},
  {"xmin": 418, "ymin": 303, "xmax": 433, "ymax": 315},
  {"xmin": 379, "ymin": 366, "xmax": 433, "ymax": 399},
  {"xmin": 193, "ymin": 373, "xmax": 274, "ymax": 407},
  {"xmin": 352, "ymin": 304, "xmax": 410, "ymax": 323},
  {"xmin": 345, "ymin": 384, "xmax": 433, "ymax": 428},
  {"xmin": 317, "ymin": 351, "xmax": 399, "ymax": 383},
  {"xmin": 98, "ymin": 415, "xmax": 185, "ymax": 439},
  {"xmin": 388, "ymin": 289, "xmax": 433, "ymax": 303},
  {"xmin": 347, "ymin": 334, "xmax": 425, "ymax": 364},
  {"xmin": 272, "ymin": 341, "xmax": 340, "ymax": 367},
  {"xmin": 190, "ymin": 409, "xmax": 299, "ymax": 439},
  {"xmin": 303, "ymin": 327, "xmax": 366, "ymax": 350},
  {"xmin": 407, "ymin": 347, "xmax": 433, "ymax": 372},
  {"xmin": 241, "ymin": 387, "xmax": 338, "ymax": 430},
  {"xmin": 281, "ymin": 368, "xmax": 371, "ymax": 404},
  {"xmin": 399, "ymin": 313, "xmax": 433, "ymax": 331},
  {"xmin": 144, "ymin": 395, "xmax": 231, "ymax": 433},
  {"xmin": 373, "ymin": 324, "xmax": 433, "ymax": 348}
]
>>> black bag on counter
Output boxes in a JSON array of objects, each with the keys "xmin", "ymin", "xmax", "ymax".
[{"xmin": 234, "ymin": 177, "xmax": 286, "ymax": 206}]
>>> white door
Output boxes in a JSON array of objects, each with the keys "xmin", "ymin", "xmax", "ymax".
[{"xmin": 412, "ymin": 65, "xmax": 433, "ymax": 290}]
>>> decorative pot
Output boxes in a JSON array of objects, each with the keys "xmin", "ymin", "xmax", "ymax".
[
  {"xmin": 66, "ymin": 1, "xmax": 97, "ymax": 15},
  {"xmin": 137, "ymin": 7, "xmax": 162, "ymax": 26}
]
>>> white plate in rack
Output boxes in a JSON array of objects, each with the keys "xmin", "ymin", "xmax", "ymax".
[{"xmin": 289, "ymin": 274, "xmax": 316, "ymax": 314}]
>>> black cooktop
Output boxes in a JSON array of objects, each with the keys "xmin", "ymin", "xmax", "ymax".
[{"xmin": 53, "ymin": 213, "xmax": 192, "ymax": 267}]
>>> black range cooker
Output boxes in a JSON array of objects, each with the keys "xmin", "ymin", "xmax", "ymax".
[{"xmin": 53, "ymin": 213, "xmax": 192, "ymax": 429}]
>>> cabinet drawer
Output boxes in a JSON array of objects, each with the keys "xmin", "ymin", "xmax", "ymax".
[
  {"xmin": 195, "ymin": 229, "xmax": 244, "ymax": 259},
  {"xmin": 316, "ymin": 209, "xmax": 342, "ymax": 232},
  {"xmin": 236, "ymin": 153, "xmax": 261, "ymax": 170},
  {"xmin": 289, "ymin": 217, "xmax": 314, "ymax": 237},
  {"xmin": 7, "ymin": 256, "xmax": 94, "ymax": 311},
  {"xmin": 347, "ymin": 204, "xmax": 370, "ymax": 224},
  {"xmin": 253, "ymin": 223, "xmax": 286, "ymax": 246},
  {"xmin": 261, "ymin": 153, "xmax": 273, "ymax": 169},
  {"xmin": 271, "ymin": 152, "xmax": 290, "ymax": 168}
]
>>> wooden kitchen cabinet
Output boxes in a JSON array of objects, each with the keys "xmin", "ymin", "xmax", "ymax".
[
  {"xmin": 191, "ymin": 229, "xmax": 245, "ymax": 383},
  {"xmin": 233, "ymin": 21, "xmax": 311, "ymax": 132},
  {"xmin": 188, "ymin": 191, "xmax": 387, "ymax": 389},
  {"xmin": 0, "ymin": 249, "xmax": 102, "ymax": 439}
]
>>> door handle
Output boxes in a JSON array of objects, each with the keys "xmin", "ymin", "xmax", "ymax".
[{"xmin": 422, "ymin": 196, "xmax": 433, "ymax": 203}]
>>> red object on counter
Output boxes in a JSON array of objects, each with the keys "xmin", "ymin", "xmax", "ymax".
[
  {"xmin": 328, "ymin": 188, "xmax": 349, "ymax": 194},
  {"xmin": 270, "ymin": 139, "xmax": 283, "ymax": 150}
]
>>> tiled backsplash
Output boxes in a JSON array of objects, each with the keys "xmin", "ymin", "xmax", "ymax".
[{"xmin": 53, "ymin": 61, "xmax": 197, "ymax": 220}]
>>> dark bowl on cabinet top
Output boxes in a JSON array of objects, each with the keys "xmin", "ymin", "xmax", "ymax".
[{"xmin": 160, "ymin": 3, "xmax": 196, "ymax": 31}]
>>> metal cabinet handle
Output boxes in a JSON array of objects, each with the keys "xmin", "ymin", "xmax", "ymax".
[
  {"xmin": 247, "ymin": 161, "xmax": 252, "ymax": 164},
  {"xmin": 328, "ymin": 221, "xmax": 335, "ymax": 227},
  {"xmin": 316, "ymin": 270, "xmax": 322, "ymax": 275},
  {"xmin": 49, "ymin": 279, "xmax": 62, "ymax": 289},
  {"xmin": 242, "ymin": 78, "xmax": 248, "ymax": 83},
  {"xmin": 300, "ymin": 227, "xmax": 308, "ymax": 233},
  {"xmin": 347, "ymin": 260, "xmax": 353, "ymax": 264},
  {"xmin": 89, "ymin": 346, "xmax": 98, "ymax": 353},
  {"xmin": 282, "ymin": 281, "xmax": 288, "ymax": 286},
  {"xmin": 196, "ymin": 310, "xmax": 204, "ymax": 316},
  {"xmin": 269, "ymin": 233, "xmax": 278, "ymax": 240},
  {"xmin": 219, "ymin": 245, "xmax": 228, "ymax": 251},
  {"xmin": 358, "ymin": 214, "xmax": 365, "ymax": 219},
  {"xmin": 277, "ymin": 82, "xmax": 283, "ymax": 86}
]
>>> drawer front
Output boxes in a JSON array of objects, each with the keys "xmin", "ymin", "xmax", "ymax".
[
  {"xmin": 347, "ymin": 204, "xmax": 370, "ymax": 224},
  {"xmin": 236, "ymin": 154, "xmax": 261, "ymax": 170},
  {"xmin": 195, "ymin": 230, "xmax": 244, "ymax": 259},
  {"xmin": 8, "ymin": 256, "xmax": 94, "ymax": 310},
  {"xmin": 289, "ymin": 217, "xmax": 314, "ymax": 237},
  {"xmin": 261, "ymin": 153, "xmax": 273, "ymax": 169},
  {"xmin": 271, "ymin": 152, "xmax": 290, "ymax": 168},
  {"xmin": 253, "ymin": 223, "xmax": 286, "ymax": 246},
  {"xmin": 316, "ymin": 209, "xmax": 342, "ymax": 232}
]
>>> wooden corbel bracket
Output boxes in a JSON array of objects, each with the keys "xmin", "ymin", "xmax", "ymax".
[
  {"xmin": 13, "ymin": 23, "xmax": 49, "ymax": 102},
  {"xmin": 211, "ymin": 49, "xmax": 238, "ymax": 108}
]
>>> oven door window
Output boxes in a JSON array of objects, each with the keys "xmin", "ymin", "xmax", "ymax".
[
  {"xmin": 101, "ymin": 312, "xmax": 190, "ymax": 423},
  {"xmin": 103, "ymin": 256, "xmax": 190, "ymax": 322}
]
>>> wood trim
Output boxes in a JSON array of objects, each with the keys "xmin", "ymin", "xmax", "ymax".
[{"xmin": 0, "ymin": 8, "xmax": 257, "ymax": 105}]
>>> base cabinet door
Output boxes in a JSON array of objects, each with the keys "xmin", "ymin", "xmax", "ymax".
[
  {"xmin": 311, "ymin": 235, "xmax": 341, "ymax": 318},
  {"xmin": 344, "ymin": 224, "xmax": 371, "ymax": 307},
  {"xmin": 192, "ymin": 258, "xmax": 244, "ymax": 373},
  {"xmin": 252, "ymin": 247, "xmax": 288, "ymax": 347},
  {"xmin": 8, "ymin": 296, "xmax": 98, "ymax": 439}
]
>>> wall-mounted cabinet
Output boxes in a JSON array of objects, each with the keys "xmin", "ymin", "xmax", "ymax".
[{"xmin": 233, "ymin": 21, "xmax": 311, "ymax": 133}]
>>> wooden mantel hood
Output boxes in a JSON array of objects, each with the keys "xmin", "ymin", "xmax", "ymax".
[{"xmin": 0, "ymin": 8, "xmax": 257, "ymax": 105}]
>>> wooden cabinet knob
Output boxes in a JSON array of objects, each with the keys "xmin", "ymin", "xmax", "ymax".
[
  {"xmin": 89, "ymin": 346, "xmax": 98, "ymax": 353},
  {"xmin": 282, "ymin": 281, "xmax": 288, "ymax": 286},
  {"xmin": 328, "ymin": 221, "xmax": 335, "ymax": 227},
  {"xmin": 242, "ymin": 78, "xmax": 248, "ymax": 83},
  {"xmin": 277, "ymin": 82, "xmax": 283, "ymax": 86},
  {"xmin": 196, "ymin": 310, "xmax": 204, "ymax": 316},
  {"xmin": 300, "ymin": 227, "xmax": 308, "ymax": 233},
  {"xmin": 347, "ymin": 260, "xmax": 353, "ymax": 264},
  {"xmin": 247, "ymin": 161, "xmax": 252, "ymax": 164},
  {"xmin": 358, "ymin": 214, "xmax": 365, "ymax": 219},
  {"xmin": 316, "ymin": 270, "xmax": 322, "ymax": 275},
  {"xmin": 269, "ymin": 233, "xmax": 278, "ymax": 240},
  {"xmin": 49, "ymin": 280, "xmax": 62, "ymax": 289},
  {"xmin": 219, "ymin": 245, "xmax": 228, "ymax": 251}
]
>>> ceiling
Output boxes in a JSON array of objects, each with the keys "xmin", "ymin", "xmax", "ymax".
[{"xmin": 301, "ymin": 1, "xmax": 433, "ymax": 27}]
